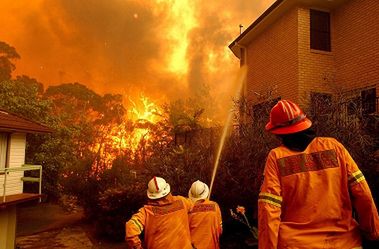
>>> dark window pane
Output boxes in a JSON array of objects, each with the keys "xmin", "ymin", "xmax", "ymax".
[
  {"xmin": 311, "ymin": 92, "xmax": 332, "ymax": 116},
  {"xmin": 310, "ymin": 11, "xmax": 330, "ymax": 31},
  {"xmin": 310, "ymin": 9, "xmax": 331, "ymax": 51},
  {"xmin": 361, "ymin": 88, "xmax": 376, "ymax": 114},
  {"xmin": 347, "ymin": 97, "xmax": 361, "ymax": 116},
  {"xmin": 311, "ymin": 31, "xmax": 331, "ymax": 51}
]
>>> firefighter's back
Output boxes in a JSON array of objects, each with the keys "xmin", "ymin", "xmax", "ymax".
[
  {"xmin": 259, "ymin": 100, "xmax": 379, "ymax": 249},
  {"xmin": 126, "ymin": 177, "xmax": 195, "ymax": 249},
  {"xmin": 143, "ymin": 195, "xmax": 193, "ymax": 249},
  {"xmin": 274, "ymin": 137, "xmax": 361, "ymax": 248},
  {"xmin": 189, "ymin": 199, "xmax": 222, "ymax": 249}
]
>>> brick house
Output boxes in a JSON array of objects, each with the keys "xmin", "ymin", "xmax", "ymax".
[{"xmin": 229, "ymin": 0, "xmax": 379, "ymax": 123}]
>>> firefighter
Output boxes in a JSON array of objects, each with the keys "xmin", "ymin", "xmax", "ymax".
[
  {"xmin": 258, "ymin": 99, "xmax": 379, "ymax": 249},
  {"xmin": 125, "ymin": 176, "xmax": 193, "ymax": 249},
  {"xmin": 188, "ymin": 180, "xmax": 222, "ymax": 249}
]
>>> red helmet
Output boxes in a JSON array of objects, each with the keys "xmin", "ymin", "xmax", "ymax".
[{"xmin": 265, "ymin": 100, "xmax": 312, "ymax": 134}]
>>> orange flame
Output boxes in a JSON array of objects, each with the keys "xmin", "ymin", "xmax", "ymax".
[
  {"xmin": 92, "ymin": 95, "xmax": 162, "ymax": 171},
  {"xmin": 122, "ymin": 94, "xmax": 162, "ymax": 151},
  {"xmin": 93, "ymin": 94, "xmax": 162, "ymax": 168}
]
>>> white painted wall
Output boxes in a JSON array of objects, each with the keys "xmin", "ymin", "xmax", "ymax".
[
  {"xmin": 0, "ymin": 133, "xmax": 26, "ymax": 196},
  {"xmin": 0, "ymin": 206, "xmax": 17, "ymax": 249}
]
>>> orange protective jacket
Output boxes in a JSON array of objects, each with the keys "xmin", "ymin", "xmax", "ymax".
[
  {"xmin": 189, "ymin": 199, "xmax": 223, "ymax": 249},
  {"xmin": 125, "ymin": 194, "xmax": 193, "ymax": 249},
  {"xmin": 258, "ymin": 137, "xmax": 379, "ymax": 249}
]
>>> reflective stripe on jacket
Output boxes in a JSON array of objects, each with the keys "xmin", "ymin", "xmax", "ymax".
[
  {"xmin": 189, "ymin": 199, "xmax": 222, "ymax": 249},
  {"xmin": 258, "ymin": 137, "xmax": 379, "ymax": 249},
  {"xmin": 125, "ymin": 194, "xmax": 193, "ymax": 249}
]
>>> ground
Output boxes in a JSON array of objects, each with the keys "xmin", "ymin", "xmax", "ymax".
[
  {"xmin": 15, "ymin": 201, "xmax": 255, "ymax": 249},
  {"xmin": 16, "ymin": 202, "xmax": 125, "ymax": 249}
]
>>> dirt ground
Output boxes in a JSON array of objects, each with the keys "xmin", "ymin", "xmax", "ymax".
[{"xmin": 16, "ymin": 202, "xmax": 125, "ymax": 249}]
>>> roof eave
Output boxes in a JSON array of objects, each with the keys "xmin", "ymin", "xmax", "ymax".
[
  {"xmin": 0, "ymin": 127, "xmax": 53, "ymax": 134},
  {"xmin": 229, "ymin": 0, "xmax": 287, "ymax": 59},
  {"xmin": 0, "ymin": 109, "xmax": 53, "ymax": 134},
  {"xmin": 229, "ymin": 0, "xmax": 349, "ymax": 59}
]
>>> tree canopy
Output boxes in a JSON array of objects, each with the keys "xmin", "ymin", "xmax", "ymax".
[{"xmin": 0, "ymin": 41, "xmax": 20, "ymax": 81}]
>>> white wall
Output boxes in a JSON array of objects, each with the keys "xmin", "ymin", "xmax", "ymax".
[
  {"xmin": 0, "ymin": 133, "xmax": 26, "ymax": 196},
  {"xmin": 0, "ymin": 206, "xmax": 17, "ymax": 249}
]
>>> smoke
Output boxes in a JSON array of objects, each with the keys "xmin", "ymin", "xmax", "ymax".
[{"xmin": 0, "ymin": 0, "xmax": 274, "ymax": 119}]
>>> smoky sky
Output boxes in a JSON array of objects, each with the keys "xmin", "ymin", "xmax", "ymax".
[{"xmin": 0, "ymin": 0, "xmax": 274, "ymax": 113}]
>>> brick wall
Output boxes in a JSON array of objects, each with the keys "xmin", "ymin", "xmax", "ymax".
[
  {"xmin": 298, "ymin": 7, "xmax": 336, "ymax": 105},
  {"xmin": 245, "ymin": 7, "xmax": 298, "ymax": 103},
  {"xmin": 244, "ymin": 0, "xmax": 378, "ymax": 107},
  {"xmin": 333, "ymin": 0, "xmax": 379, "ymax": 95}
]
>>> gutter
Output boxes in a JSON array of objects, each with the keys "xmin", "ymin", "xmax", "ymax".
[{"xmin": 228, "ymin": 0, "xmax": 286, "ymax": 59}]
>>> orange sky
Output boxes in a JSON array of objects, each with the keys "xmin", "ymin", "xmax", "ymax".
[{"xmin": 0, "ymin": 0, "xmax": 274, "ymax": 118}]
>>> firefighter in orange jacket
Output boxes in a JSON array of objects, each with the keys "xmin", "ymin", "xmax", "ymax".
[
  {"xmin": 259, "ymin": 99, "xmax": 379, "ymax": 249},
  {"xmin": 188, "ymin": 180, "xmax": 223, "ymax": 249},
  {"xmin": 125, "ymin": 177, "xmax": 193, "ymax": 249}
]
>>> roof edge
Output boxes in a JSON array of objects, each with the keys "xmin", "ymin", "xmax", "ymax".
[
  {"xmin": 229, "ymin": 0, "xmax": 349, "ymax": 58},
  {"xmin": 228, "ymin": 0, "xmax": 285, "ymax": 58},
  {"xmin": 0, "ymin": 108, "xmax": 53, "ymax": 134}
]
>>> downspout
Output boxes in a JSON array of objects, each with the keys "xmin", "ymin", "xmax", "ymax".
[
  {"xmin": 234, "ymin": 42, "xmax": 248, "ymax": 98},
  {"xmin": 235, "ymin": 42, "xmax": 248, "ymax": 123}
]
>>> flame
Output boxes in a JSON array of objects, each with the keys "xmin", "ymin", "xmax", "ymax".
[
  {"xmin": 92, "ymin": 94, "xmax": 163, "ymax": 168},
  {"xmin": 153, "ymin": 0, "xmax": 197, "ymax": 75},
  {"xmin": 123, "ymin": 94, "xmax": 162, "ymax": 151},
  {"xmin": 0, "ymin": 0, "xmax": 275, "ymax": 123}
]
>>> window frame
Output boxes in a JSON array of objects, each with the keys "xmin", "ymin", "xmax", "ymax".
[
  {"xmin": 311, "ymin": 92, "xmax": 333, "ymax": 117},
  {"xmin": 361, "ymin": 88, "xmax": 377, "ymax": 115},
  {"xmin": 310, "ymin": 9, "xmax": 331, "ymax": 52},
  {"xmin": 0, "ymin": 132, "xmax": 10, "ymax": 170}
]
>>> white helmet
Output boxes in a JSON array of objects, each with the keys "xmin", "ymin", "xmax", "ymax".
[
  {"xmin": 188, "ymin": 180, "xmax": 209, "ymax": 202},
  {"xmin": 147, "ymin": 177, "xmax": 171, "ymax": 199}
]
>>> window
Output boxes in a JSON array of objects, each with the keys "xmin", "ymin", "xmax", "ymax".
[
  {"xmin": 310, "ymin": 9, "xmax": 331, "ymax": 51},
  {"xmin": 311, "ymin": 92, "xmax": 332, "ymax": 116},
  {"xmin": 347, "ymin": 96, "xmax": 361, "ymax": 116},
  {"xmin": 361, "ymin": 88, "xmax": 377, "ymax": 115},
  {"xmin": 0, "ymin": 133, "xmax": 9, "ymax": 169}
]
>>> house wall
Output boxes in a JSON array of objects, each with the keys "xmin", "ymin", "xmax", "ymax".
[
  {"xmin": 245, "ymin": 7, "xmax": 299, "ymax": 103},
  {"xmin": 333, "ymin": 0, "xmax": 379, "ymax": 94},
  {"xmin": 244, "ymin": 0, "xmax": 379, "ymax": 104},
  {"xmin": 297, "ymin": 7, "xmax": 336, "ymax": 104},
  {"xmin": 0, "ymin": 133, "xmax": 25, "ymax": 196},
  {"xmin": 0, "ymin": 207, "xmax": 17, "ymax": 249}
]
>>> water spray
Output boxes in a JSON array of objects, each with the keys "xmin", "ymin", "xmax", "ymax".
[{"xmin": 209, "ymin": 66, "xmax": 247, "ymax": 198}]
